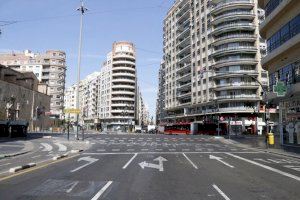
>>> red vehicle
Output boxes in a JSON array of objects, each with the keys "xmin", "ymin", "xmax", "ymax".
[{"xmin": 164, "ymin": 123, "xmax": 191, "ymax": 135}]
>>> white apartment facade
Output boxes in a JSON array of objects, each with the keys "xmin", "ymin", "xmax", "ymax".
[
  {"xmin": 64, "ymin": 72, "xmax": 100, "ymax": 129},
  {"xmin": 0, "ymin": 50, "xmax": 66, "ymax": 118},
  {"xmin": 161, "ymin": 0, "xmax": 269, "ymax": 134},
  {"xmin": 98, "ymin": 42, "xmax": 137, "ymax": 131}
]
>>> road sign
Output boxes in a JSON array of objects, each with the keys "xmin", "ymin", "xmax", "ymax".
[
  {"xmin": 273, "ymin": 81, "xmax": 287, "ymax": 97},
  {"xmin": 64, "ymin": 108, "xmax": 81, "ymax": 114}
]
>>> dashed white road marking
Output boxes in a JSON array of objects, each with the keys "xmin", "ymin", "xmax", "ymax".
[
  {"xmin": 122, "ymin": 153, "xmax": 138, "ymax": 169},
  {"xmin": 155, "ymin": 149, "xmax": 163, "ymax": 151},
  {"xmin": 0, "ymin": 163, "xmax": 11, "ymax": 167},
  {"xmin": 226, "ymin": 153, "xmax": 300, "ymax": 182},
  {"xmin": 127, "ymin": 149, "xmax": 135, "ymax": 152},
  {"xmin": 212, "ymin": 184, "xmax": 231, "ymax": 200},
  {"xmin": 97, "ymin": 149, "xmax": 106, "ymax": 152},
  {"xmin": 112, "ymin": 149, "xmax": 120, "ymax": 152},
  {"xmin": 41, "ymin": 143, "xmax": 53, "ymax": 152},
  {"xmin": 169, "ymin": 149, "xmax": 176, "ymax": 151},
  {"xmin": 91, "ymin": 181, "xmax": 113, "ymax": 200},
  {"xmin": 31, "ymin": 155, "xmax": 41, "ymax": 159},
  {"xmin": 55, "ymin": 143, "xmax": 67, "ymax": 152},
  {"xmin": 182, "ymin": 149, "xmax": 190, "ymax": 151},
  {"xmin": 141, "ymin": 149, "xmax": 149, "ymax": 151},
  {"xmin": 182, "ymin": 153, "xmax": 198, "ymax": 169}
]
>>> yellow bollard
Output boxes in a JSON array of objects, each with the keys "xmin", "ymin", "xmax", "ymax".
[{"xmin": 268, "ymin": 132, "xmax": 274, "ymax": 145}]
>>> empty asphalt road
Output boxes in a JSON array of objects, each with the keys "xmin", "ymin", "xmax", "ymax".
[{"xmin": 0, "ymin": 134, "xmax": 300, "ymax": 200}]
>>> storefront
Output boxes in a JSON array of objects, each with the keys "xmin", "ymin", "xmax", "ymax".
[{"xmin": 280, "ymin": 97, "xmax": 300, "ymax": 146}]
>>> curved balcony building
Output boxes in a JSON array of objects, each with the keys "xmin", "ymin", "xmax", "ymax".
[{"xmin": 98, "ymin": 42, "xmax": 137, "ymax": 131}]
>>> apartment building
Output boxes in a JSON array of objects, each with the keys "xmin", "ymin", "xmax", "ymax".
[
  {"xmin": 0, "ymin": 50, "xmax": 66, "ymax": 118},
  {"xmin": 156, "ymin": 61, "xmax": 166, "ymax": 125},
  {"xmin": 64, "ymin": 72, "xmax": 100, "ymax": 129},
  {"xmin": 161, "ymin": 0, "xmax": 268, "ymax": 134},
  {"xmin": 98, "ymin": 42, "xmax": 137, "ymax": 131},
  {"xmin": 258, "ymin": 0, "xmax": 300, "ymax": 145}
]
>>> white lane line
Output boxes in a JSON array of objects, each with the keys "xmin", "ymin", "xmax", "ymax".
[
  {"xmin": 41, "ymin": 143, "xmax": 53, "ymax": 152},
  {"xmin": 32, "ymin": 155, "xmax": 41, "ymax": 159},
  {"xmin": 91, "ymin": 180, "xmax": 113, "ymax": 200},
  {"xmin": 141, "ymin": 149, "xmax": 149, "ymax": 151},
  {"xmin": 55, "ymin": 143, "xmax": 67, "ymax": 152},
  {"xmin": 122, "ymin": 153, "xmax": 138, "ymax": 169},
  {"xmin": 182, "ymin": 153, "xmax": 198, "ymax": 169},
  {"xmin": 155, "ymin": 149, "xmax": 163, "ymax": 151},
  {"xmin": 226, "ymin": 153, "xmax": 300, "ymax": 182},
  {"xmin": 83, "ymin": 151, "xmax": 260, "ymax": 155},
  {"xmin": 66, "ymin": 181, "xmax": 79, "ymax": 193},
  {"xmin": 212, "ymin": 184, "xmax": 231, "ymax": 200},
  {"xmin": 0, "ymin": 163, "xmax": 11, "ymax": 167},
  {"xmin": 97, "ymin": 149, "xmax": 106, "ymax": 152}
]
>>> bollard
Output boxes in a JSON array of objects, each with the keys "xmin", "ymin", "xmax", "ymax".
[{"xmin": 268, "ymin": 132, "xmax": 274, "ymax": 146}]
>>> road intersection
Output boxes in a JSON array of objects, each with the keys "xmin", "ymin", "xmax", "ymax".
[{"xmin": 0, "ymin": 134, "xmax": 300, "ymax": 199}]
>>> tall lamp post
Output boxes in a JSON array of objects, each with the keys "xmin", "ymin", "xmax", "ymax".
[{"xmin": 75, "ymin": 1, "xmax": 88, "ymax": 140}]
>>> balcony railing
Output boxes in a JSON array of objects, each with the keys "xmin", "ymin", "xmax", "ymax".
[{"xmin": 211, "ymin": 0, "xmax": 254, "ymax": 13}]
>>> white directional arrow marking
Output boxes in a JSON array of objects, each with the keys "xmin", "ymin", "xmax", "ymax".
[
  {"xmin": 209, "ymin": 155, "xmax": 234, "ymax": 168},
  {"xmin": 55, "ymin": 143, "xmax": 67, "ymax": 152},
  {"xmin": 139, "ymin": 156, "xmax": 167, "ymax": 171},
  {"xmin": 71, "ymin": 156, "xmax": 99, "ymax": 173},
  {"xmin": 41, "ymin": 143, "xmax": 53, "ymax": 152}
]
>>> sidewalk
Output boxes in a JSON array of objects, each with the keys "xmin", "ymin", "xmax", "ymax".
[{"xmin": 227, "ymin": 135, "xmax": 300, "ymax": 159}]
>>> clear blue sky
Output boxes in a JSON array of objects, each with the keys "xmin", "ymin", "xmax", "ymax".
[{"xmin": 0, "ymin": 0, "xmax": 174, "ymax": 118}]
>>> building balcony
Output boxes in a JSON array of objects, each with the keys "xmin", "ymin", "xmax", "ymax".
[
  {"xmin": 176, "ymin": 82, "xmax": 191, "ymax": 91},
  {"xmin": 111, "ymin": 90, "xmax": 135, "ymax": 95},
  {"xmin": 177, "ymin": 92, "xmax": 191, "ymax": 99},
  {"xmin": 176, "ymin": 72, "xmax": 191, "ymax": 82},
  {"xmin": 112, "ymin": 72, "xmax": 135, "ymax": 78},
  {"xmin": 111, "ymin": 96, "xmax": 135, "ymax": 101},
  {"xmin": 176, "ymin": 44, "xmax": 191, "ymax": 57},
  {"xmin": 177, "ymin": 54, "xmax": 191, "ymax": 64},
  {"xmin": 212, "ymin": 58, "xmax": 258, "ymax": 69},
  {"xmin": 214, "ymin": 94, "xmax": 260, "ymax": 101},
  {"xmin": 177, "ymin": 6, "xmax": 190, "ymax": 23},
  {"xmin": 112, "ymin": 78, "xmax": 135, "ymax": 84},
  {"xmin": 212, "ymin": 11, "xmax": 255, "ymax": 25},
  {"xmin": 113, "ymin": 60, "xmax": 135, "ymax": 66},
  {"xmin": 212, "ymin": 70, "xmax": 259, "ymax": 79},
  {"xmin": 113, "ymin": 53, "xmax": 135, "ymax": 61},
  {"xmin": 212, "ymin": 23, "xmax": 255, "ymax": 36},
  {"xmin": 211, "ymin": 0, "xmax": 254, "ymax": 15},
  {"xmin": 176, "ymin": 26, "xmax": 190, "ymax": 41},
  {"xmin": 212, "ymin": 46, "xmax": 257, "ymax": 57},
  {"xmin": 111, "ymin": 109, "xmax": 135, "ymax": 114},
  {"xmin": 112, "ymin": 84, "xmax": 135, "ymax": 90},
  {"xmin": 177, "ymin": 36, "xmax": 191, "ymax": 49},
  {"xmin": 212, "ymin": 82, "xmax": 259, "ymax": 91},
  {"xmin": 212, "ymin": 34, "xmax": 257, "ymax": 46},
  {"xmin": 112, "ymin": 66, "xmax": 135, "ymax": 72},
  {"xmin": 176, "ymin": 63, "xmax": 191, "ymax": 73}
]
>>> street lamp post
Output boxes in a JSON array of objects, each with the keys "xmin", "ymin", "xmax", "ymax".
[{"xmin": 75, "ymin": 1, "xmax": 87, "ymax": 140}]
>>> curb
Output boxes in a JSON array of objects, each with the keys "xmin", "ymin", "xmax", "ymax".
[
  {"xmin": 70, "ymin": 149, "xmax": 83, "ymax": 154},
  {"xmin": 0, "ymin": 151, "xmax": 30, "ymax": 160},
  {"xmin": 52, "ymin": 154, "xmax": 68, "ymax": 161},
  {"xmin": 9, "ymin": 163, "xmax": 36, "ymax": 173}
]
